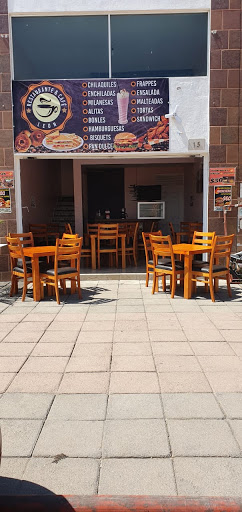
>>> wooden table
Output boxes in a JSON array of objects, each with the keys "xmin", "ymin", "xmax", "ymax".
[
  {"xmin": 90, "ymin": 234, "xmax": 126, "ymax": 270},
  {"xmin": 155, "ymin": 243, "xmax": 212, "ymax": 299},
  {"xmin": 23, "ymin": 246, "xmax": 56, "ymax": 301}
]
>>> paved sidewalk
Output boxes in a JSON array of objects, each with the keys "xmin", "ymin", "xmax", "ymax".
[{"xmin": 0, "ymin": 279, "xmax": 242, "ymax": 496}]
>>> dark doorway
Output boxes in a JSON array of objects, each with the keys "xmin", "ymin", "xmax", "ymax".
[{"xmin": 86, "ymin": 167, "xmax": 124, "ymax": 221}]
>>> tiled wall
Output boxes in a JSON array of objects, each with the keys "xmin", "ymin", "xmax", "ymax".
[
  {"xmin": 0, "ymin": 0, "xmax": 15, "ymax": 280},
  {"xmin": 209, "ymin": 0, "xmax": 241, "ymax": 245}
]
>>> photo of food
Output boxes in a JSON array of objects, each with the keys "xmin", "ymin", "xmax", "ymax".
[
  {"xmin": 113, "ymin": 132, "xmax": 139, "ymax": 152},
  {"xmin": 15, "ymin": 129, "xmax": 45, "ymax": 153},
  {"xmin": 43, "ymin": 131, "xmax": 83, "ymax": 152}
]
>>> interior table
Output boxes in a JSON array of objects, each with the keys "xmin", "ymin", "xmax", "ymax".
[
  {"xmin": 155, "ymin": 243, "xmax": 212, "ymax": 299},
  {"xmin": 90, "ymin": 233, "xmax": 126, "ymax": 270}
]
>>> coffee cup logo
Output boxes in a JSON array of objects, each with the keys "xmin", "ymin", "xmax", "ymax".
[{"xmin": 21, "ymin": 81, "xmax": 72, "ymax": 133}]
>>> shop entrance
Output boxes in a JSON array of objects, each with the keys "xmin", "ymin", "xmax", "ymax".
[{"xmin": 86, "ymin": 167, "xmax": 124, "ymax": 222}]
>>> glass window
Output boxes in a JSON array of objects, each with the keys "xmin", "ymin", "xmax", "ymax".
[
  {"xmin": 111, "ymin": 14, "xmax": 208, "ymax": 77},
  {"xmin": 12, "ymin": 16, "xmax": 109, "ymax": 80}
]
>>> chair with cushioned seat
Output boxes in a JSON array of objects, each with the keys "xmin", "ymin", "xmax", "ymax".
[
  {"xmin": 142, "ymin": 231, "xmax": 162, "ymax": 286},
  {"xmin": 6, "ymin": 235, "xmax": 33, "ymax": 301},
  {"xmin": 40, "ymin": 237, "xmax": 82, "ymax": 304},
  {"xmin": 191, "ymin": 231, "xmax": 215, "ymax": 271},
  {"xmin": 191, "ymin": 234, "xmax": 234, "ymax": 302},
  {"xmin": 150, "ymin": 234, "xmax": 184, "ymax": 298}
]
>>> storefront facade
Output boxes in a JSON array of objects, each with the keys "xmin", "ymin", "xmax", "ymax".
[{"xmin": 0, "ymin": 0, "xmax": 241, "ymax": 279}]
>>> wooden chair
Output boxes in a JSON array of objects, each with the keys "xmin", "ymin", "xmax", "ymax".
[
  {"xmin": 121, "ymin": 222, "xmax": 139, "ymax": 266},
  {"xmin": 64, "ymin": 223, "xmax": 73, "ymax": 235},
  {"xmin": 40, "ymin": 238, "xmax": 82, "ymax": 304},
  {"xmin": 142, "ymin": 231, "xmax": 162, "ymax": 286},
  {"xmin": 169, "ymin": 222, "xmax": 176, "ymax": 243},
  {"xmin": 149, "ymin": 234, "xmax": 184, "ymax": 298},
  {"xmin": 97, "ymin": 223, "xmax": 119, "ymax": 269},
  {"xmin": 191, "ymin": 231, "xmax": 215, "ymax": 270},
  {"xmin": 29, "ymin": 224, "xmax": 48, "ymax": 245},
  {"xmin": 191, "ymin": 234, "xmax": 234, "ymax": 302},
  {"xmin": 6, "ymin": 235, "xmax": 32, "ymax": 301},
  {"xmin": 188, "ymin": 222, "xmax": 203, "ymax": 243}
]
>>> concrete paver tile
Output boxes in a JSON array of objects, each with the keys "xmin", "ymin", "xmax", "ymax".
[
  {"xmin": 174, "ymin": 457, "xmax": 242, "ymax": 496},
  {"xmin": 22, "ymin": 313, "xmax": 58, "ymax": 322},
  {"xmin": 215, "ymin": 321, "xmax": 242, "ymax": 330},
  {"xmin": 0, "ymin": 343, "xmax": 35, "ymax": 356},
  {"xmin": 183, "ymin": 329, "xmax": 225, "ymax": 342},
  {"xmin": 21, "ymin": 357, "xmax": 68, "ymax": 373},
  {"xmin": 102, "ymin": 419, "xmax": 169, "ymax": 457},
  {"xmin": 198, "ymin": 355, "xmax": 242, "ymax": 372},
  {"xmin": 54, "ymin": 312, "xmax": 88, "ymax": 321},
  {"xmin": 40, "ymin": 331, "xmax": 78, "ymax": 343},
  {"xmin": 12, "ymin": 322, "xmax": 50, "ymax": 332},
  {"xmin": 7, "ymin": 373, "xmax": 62, "ymax": 393},
  {"xmin": 113, "ymin": 331, "xmax": 149, "ymax": 342},
  {"xmin": 85, "ymin": 312, "xmax": 115, "ymax": 322},
  {"xmin": 2, "ymin": 332, "xmax": 44, "ymax": 343},
  {"xmin": 0, "ymin": 323, "xmax": 17, "ymax": 334},
  {"xmin": 116, "ymin": 305, "xmax": 145, "ymax": 312},
  {"xmin": 158, "ymin": 372, "xmax": 212, "ymax": 393},
  {"xmin": 228, "ymin": 420, "xmax": 242, "ymax": 449},
  {"xmin": 229, "ymin": 343, "xmax": 242, "ymax": 356},
  {"xmin": 217, "ymin": 393, "xmax": 242, "ymax": 418},
  {"xmin": 167, "ymin": 419, "xmax": 240, "ymax": 456},
  {"xmin": 0, "ymin": 393, "xmax": 54, "ymax": 418},
  {"xmin": 77, "ymin": 331, "xmax": 113, "ymax": 343},
  {"xmin": 0, "ymin": 458, "xmax": 28, "ymax": 494},
  {"xmin": 115, "ymin": 313, "xmax": 147, "ymax": 321},
  {"xmin": 0, "ymin": 357, "xmax": 26, "ymax": 372},
  {"xmin": 221, "ymin": 330, "xmax": 242, "ymax": 342},
  {"xmin": 112, "ymin": 343, "xmax": 152, "ymax": 356},
  {"xmin": 23, "ymin": 458, "xmax": 99, "ymax": 495},
  {"xmin": 190, "ymin": 342, "xmax": 234, "ymax": 356},
  {"xmin": 152, "ymin": 342, "xmax": 192, "ymax": 355},
  {"xmin": 81, "ymin": 321, "xmax": 114, "ymax": 332},
  {"xmin": 47, "ymin": 394, "xmax": 107, "ymax": 421},
  {"xmin": 111, "ymin": 355, "xmax": 155, "ymax": 372},
  {"xmin": 109, "ymin": 372, "xmax": 159, "ymax": 394},
  {"xmin": 72, "ymin": 343, "xmax": 112, "ymax": 357},
  {"xmin": 107, "ymin": 394, "xmax": 163, "ymax": 419},
  {"xmin": 33, "ymin": 420, "xmax": 103, "ymax": 457},
  {"xmin": 66, "ymin": 356, "xmax": 110, "ymax": 372},
  {"xmin": 0, "ymin": 314, "xmax": 27, "ymax": 322},
  {"xmin": 31, "ymin": 343, "xmax": 74, "ymax": 357},
  {"xmin": 99, "ymin": 459, "xmax": 176, "ymax": 495},
  {"xmin": 47, "ymin": 322, "xmax": 82, "ymax": 332},
  {"xmin": 147, "ymin": 319, "xmax": 181, "ymax": 330},
  {"xmin": 58, "ymin": 373, "xmax": 110, "ymax": 393},
  {"xmin": 206, "ymin": 372, "xmax": 242, "ymax": 392},
  {"xmin": 162, "ymin": 393, "xmax": 223, "ymax": 419},
  {"xmin": 144, "ymin": 305, "xmax": 173, "ymax": 313},
  {"xmin": 115, "ymin": 321, "xmax": 148, "ymax": 331},
  {"xmin": 149, "ymin": 330, "xmax": 187, "ymax": 342},
  {"xmin": 155, "ymin": 355, "xmax": 201, "ymax": 372},
  {"xmin": 1, "ymin": 419, "xmax": 43, "ymax": 456},
  {"xmin": 0, "ymin": 373, "xmax": 16, "ymax": 393}
]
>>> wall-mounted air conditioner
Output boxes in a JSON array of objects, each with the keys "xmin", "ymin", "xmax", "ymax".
[{"xmin": 137, "ymin": 201, "xmax": 165, "ymax": 219}]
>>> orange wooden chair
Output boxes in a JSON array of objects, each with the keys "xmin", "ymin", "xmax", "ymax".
[
  {"xmin": 6, "ymin": 235, "xmax": 32, "ymax": 301},
  {"xmin": 168, "ymin": 222, "xmax": 176, "ymax": 243},
  {"xmin": 97, "ymin": 223, "xmax": 119, "ymax": 269},
  {"xmin": 188, "ymin": 222, "xmax": 203, "ymax": 243},
  {"xmin": 142, "ymin": 231, "xmax": 162, "ymax": 286},
  {"xmin": 121, "ymin": 221, "xmax": 139, "ymax": 266},
  {"xmin": 64, "ymin": 223, "xmax": 73, "ymax": 235},
  {"xmin": 191, "ymin": 234, "xmax": 234, "ymax": 302},
  {"xmin": 149, "ymin": 234, "xmax": 184, "ymax": 298},
  {"xmin": 29, "ymin": 224, "xmax": 48, "ymax": 245},
  {"xmin": 40, "ymin": 237, "xmax": 82, "ymax": 304},
  {"xmin": 191, "ymin": 231, "xmax": 215, "ymax": 271}
]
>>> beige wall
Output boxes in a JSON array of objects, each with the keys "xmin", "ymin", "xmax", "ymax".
[{"xmin": 20, "ymin": 159, "xmax": 61, "ymax": 231}]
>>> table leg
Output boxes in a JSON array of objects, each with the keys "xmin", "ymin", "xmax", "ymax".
[
  {"xmin": 183, "ymin": 253, "xmax": 192, "ymax": 299},
  {"xmin": 91, "ymin": 236, "xmax": 96, "ymax": 270},
  {"xmin": 121, "ymin": 236, "xmax": 126, "ymax": 269},
  {"xmin": 32, "ymin": 255, "xmax": 41, "ymax": 302}
]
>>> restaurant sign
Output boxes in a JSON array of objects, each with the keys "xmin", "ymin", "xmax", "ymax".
[
  {"xmin": 12, "ymin": 79, "xmax": 169, "ymax": 155},
  {"xmin": 214, "ymin": 185, "xmax": 232, "ymax": 211},
  {"xmin": 0, "ymin": 171, "xmax": 14, "ymax": 189},
  {"xmin": 0, "ymin": 188, "xmax": 11, "ymax": 213},
  {"xmin": 209, "ymin": 167, "xmax": 236, "ymax": 186}
]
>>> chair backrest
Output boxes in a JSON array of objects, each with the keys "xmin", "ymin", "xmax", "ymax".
[
  {"xmin": 210, "ymin": 234, "xmax": 234, "ymax": 269},
  {"xmin": 29, "ymin": 223, "xmax": 47, "ymax": 234},
  {"xmin": 118, "ymin": 223, "xmax": 127, "ymax": 234},
  {"xmin": 188, "ymin": 222, "xmax": 203, "ymax": 242},
  {"xmin": 55, "ymin": 237, "xmax": 83, "ymax": 273},
  {"xmin": 62, "ymin": 233, "xmax": 79, "ymax": 246},
  {"xmin": 127, "ymin": 222, "xmax": 139, "ymax": 248},
  {"xmin": 149, "ymin": 234, "xmax": 175, "ymax": 269},
  {"xmin": 192, "ymin": 231, "xmax": 215, "ymax": 247},
  {"xmin": 142, "ymin": 231, "xmax": 162, "ymax": 263},
  {"xmin": 180, "ymin": 221, "xmax": 190, "ymax": 233},
  {"xmin": 9, "ymin": 232, "xmax": 34, "ymax": 248},
  {"xmin": 47, "ymin": 223, "xmax": 59, "ymax": 234},
  {"xmin": 87, "ymin": 223, "xmax": 99, "ymax": 236},
  {"xmin": 169, "ymin": 222, "xmax": 176, "ymax": 243},
  {"xmin": 6, "ymin": 236, "xmax": 27, "ymax": 273},
  {"xmin": 150, "ymin": 221, "xmax": 159, "ymax": 232},
  {"xmin": 64, "ymin": 223, "xmax": 73, "ymax": 235},
  {"xmin": 98, "ymin": 223, "xmax": 119, "ymax": 240}
]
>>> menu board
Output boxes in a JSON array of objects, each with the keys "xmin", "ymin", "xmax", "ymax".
[
  {"xmin": 12, "ymin": 78, "xmax": 169, "ymax": 154},
  {"xmin": 0, "ymin": 188, "xmax": 11, "ymax": 213},
  {"xmin": 209, "ymin": 167, "xmax": 236, "ymax": 186},
  {"xmin": 214, "ymin": 185, "xmax": 232, "ymax": 211},
  {"xmin": 0, "ymin": 171, "xmax": 14, "ymax": 189}
]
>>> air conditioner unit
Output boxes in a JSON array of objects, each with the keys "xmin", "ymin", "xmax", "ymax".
[{"xmin": 137, "ymin": 201, "xmax": 165, "ymax": 219}]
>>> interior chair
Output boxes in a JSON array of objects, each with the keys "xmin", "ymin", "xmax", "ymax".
[
  {"xmin": 169, "ymin": 222, "xmax": 176, "ymax": 243},
  {"xmin": 64, "ymin": 223, "xmax": 73, "ymax": 235},
  {"xmin": 46, "ymin": 223, "xmax": 59, "ymax": 243},
  {"xmin": 40, "ymin": 237, "xmax": 82, "ymax": 304},
  {"xmin": 149, "ymin": 234, "xmax": 184, "ymax": 298},
  {"xmin": 191, "ymin": 234, "xmax": 234, "ymax": 302},
  {"xmin": 188, "ymin": 222, "xmax": 203, "ymax": 243},
  {"xmin": 6, "ymin": 235, "xmax": 32, "ymax": 301},
  {"xmin": 29, "ymin": 223, "xmax": 48, "ymax": 245},
  {"xmin": 191, "ymin": 231, "xmax": 215, "ymax": 271},
  {"xmin": 122, "ymin": 222, "xmax": 139, "ymax": 266},
  {"xmin": 97, "ymin": 223, "xmax": 119, "ymax": 269},
  {"xmin": 142, "ymin": 231, "xmax": 162, "ymax": 286}
]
